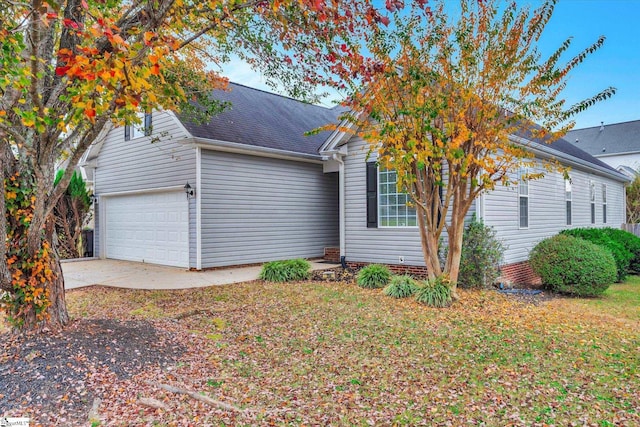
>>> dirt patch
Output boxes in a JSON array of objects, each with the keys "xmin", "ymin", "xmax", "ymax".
[{"xmin": 0, "ymin": 318, "xmax": 181, "ymax": 425}]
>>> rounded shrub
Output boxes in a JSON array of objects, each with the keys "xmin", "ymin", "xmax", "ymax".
[
  {"xmin": 560, "ymin": 228, "xmax": 632, "ymax": 282},
  {"xmin": 357, "ymin": 264, "xmax": 391, "ymax": 289},
  {"xmin": 415, "ymin": 276, "xmax": 452, "ymax": 307},
  {"xmin": 530, "ymin": 234, "xmax": 616, "ymax": 297},
  {"xmin": 383, "ymin": 275, "xmax": 419, "ymax": 298}
]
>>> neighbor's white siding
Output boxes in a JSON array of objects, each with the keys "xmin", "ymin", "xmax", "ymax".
[
  {"xmin": 595, "ymin": 152, "xmax": 640, "ymax": 171},
  {"xmin": 93, "ymin": 111, "xmax": 196, "ymax": 265},
  {"xmin": 200, "ymin": 149, "xmax": 339, "ymax": 268}
]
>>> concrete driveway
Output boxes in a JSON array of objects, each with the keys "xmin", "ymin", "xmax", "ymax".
[{"xmin": 62, "ymin": 258, "xmax": 339, "ymax": 290}]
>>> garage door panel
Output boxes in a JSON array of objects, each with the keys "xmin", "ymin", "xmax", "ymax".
[{"xmin": 105, "ymin": 191, "xmax": 189, "ymax": 267}]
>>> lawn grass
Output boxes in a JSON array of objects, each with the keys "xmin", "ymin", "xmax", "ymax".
[
  {"xmin": 3, "ymin": 277, "xmax": 639, "ymax": 425},
  {"xmin": 61, "ymin": 278, "xmax": 640, "ymax": 426}
]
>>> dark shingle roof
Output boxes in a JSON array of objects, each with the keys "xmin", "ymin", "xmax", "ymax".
[
  {"xmin": 513, "ymin": 127, "xmax": 626, "ymax": 179},
  {"xmin": 180, "ymin": 82, "xmax": 341, "ymax": 156},
  {"xmin": 565, "ymin": 120, "xmax": 640, "ymax": 156}
]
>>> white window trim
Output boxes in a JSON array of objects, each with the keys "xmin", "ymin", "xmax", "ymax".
[
  {"xmin": 128, "ymin": 111, "xmax": 151, "ymax": 140},
  {"xmin": 518, "ymin": 167, "xmax": 529, "ymax": 229},
  {"xmin": 590, "ymin": 180, "xmax": 596, "ymax": 224},
  {"xmin": 602, "ymin": 183, "xmax": 607, "ymax": 224},
  {"xmin": 565, "ymin": 179, "xmax": 572, "ymax": 226},
  {"xmin": 377, "ymin": 166, "xmax": 418, "ymax": 228}
]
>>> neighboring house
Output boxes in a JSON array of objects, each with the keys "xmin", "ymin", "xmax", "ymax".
[
  {"xmin": 85, "ymin": 82, "xmax": 629, "ymax": 284},
  {"xmin": 566, "ymin": 120, "xmax": 640, "ymax": 177},
  {"xmin": 320, "ymin": 121, "xmax": 629, "ymax": 284},
  {"xmin": 83, "ymin": 83, "xmax": 340, "ymax": 269}
]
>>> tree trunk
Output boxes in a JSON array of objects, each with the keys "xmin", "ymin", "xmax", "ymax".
[
  {"xmin": 19, "ymin": 247, "xmax": 69, "ymax": 332},
  {"xmin": 444, "ymin": 213, "xmax": 466, "ymax": 300}
]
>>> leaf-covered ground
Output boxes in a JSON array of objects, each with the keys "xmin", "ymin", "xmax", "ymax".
[{"xmin": 2, "ymin": 277, "xmax": 639, "ymax": 426}]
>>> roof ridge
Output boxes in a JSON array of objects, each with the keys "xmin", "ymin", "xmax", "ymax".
[
  {"xmin": 570, "ymin": 118, "xmax": 640, "ymax": 131},
  {"xmin": 227, "ymin": 81, "xmax": 335, "ymax": 112}
]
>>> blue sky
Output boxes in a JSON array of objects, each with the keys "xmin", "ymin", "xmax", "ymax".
[{"xmin": 222, "ymin": 1, "xmax": 640, "ymax": 131}]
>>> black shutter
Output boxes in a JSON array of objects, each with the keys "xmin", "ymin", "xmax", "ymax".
[
  {"xmin": 366, "ymin": 161, "xmax": 378, "ymax": 228},
  {"xmin": 124, "ymin": 125, "xmax": 131, "ymax": 141},
  {"xmin": 144, "ymin": 113, "xmax": 152, "ymax": 136}
]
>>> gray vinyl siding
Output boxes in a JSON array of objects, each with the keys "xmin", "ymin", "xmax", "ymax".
[
  {"xmin": 344, "ymin": 136, "xmax": 626, "ymax": 267},
  {"xmin": 344, "ymin": 137, "xmax": 431, "ymax": 266},
  {"xmin": 93, "ymin": 111, "xmax": 196, "ymax": 260},
  {"xmin": 200, "ymin": 150, "xmax": 338, "ymax": 267},
  {"xmin": 483, "ymin": 165, "xmax": 626, "ymax": 264}
]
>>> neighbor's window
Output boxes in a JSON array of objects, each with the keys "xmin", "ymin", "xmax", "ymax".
[
  {"xmin": 602, "ymin": 183, "xmax": 607, "ymax": 224},
  {"xmin": 565, "ymin": 179, "xmax": 572, "ymax": 226},
  {"xmin": 518, "ymin": 168, "xmax": 529, "ymax": 228},
  {"xmin": 590, "ymin": 180, "xmax": 596, "ymax": 224},
  {"xmin": 378, "ymin": 168, "xmax": 417, "ymax": 227},
  {"xmin": 125, "ymin": 111, "xmax": 152, "ymax": 141}
]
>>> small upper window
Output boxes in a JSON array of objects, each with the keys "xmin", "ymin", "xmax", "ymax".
[
  {"xmin": 125, "ymin": 112, "xmax": 152, "ymax": 141},
  {"xmin": 518, "ymin": 168, "xmax": 529, "ymax": 229}
]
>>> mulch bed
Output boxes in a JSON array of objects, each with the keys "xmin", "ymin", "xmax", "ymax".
[{"xmin": 0, "ymin": 318, "xmax": 181, "ymax": 425}]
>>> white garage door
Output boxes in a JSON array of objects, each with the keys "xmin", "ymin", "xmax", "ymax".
[{"xmin": 104, "ymin": 191, "xmax": 189, "ymax": 267}]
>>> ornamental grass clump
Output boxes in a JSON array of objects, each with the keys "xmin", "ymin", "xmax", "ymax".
[
  {"xmin": 415, "ymin": 276, "xmax": 453, "ymax": 308},
  {"xmin": 383, "ymin": 275, "xmax": 419, "ymax": 298},
  {"xmin": 530, "ymin": 234, "xmax": 616, "ymax": 297},
  {"xmin": 259, "ymin": 259, "xmax": 311, "ymax": 283},
  {"xmin": 357, "ymin": 264, "xmax": 391, "ymax": 289}
]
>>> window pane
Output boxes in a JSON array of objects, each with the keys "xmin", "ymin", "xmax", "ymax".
[
  {"xmin": 591, "ymin": 203, "xmax": 596, "ymax": 224},
  {"xmin": 566, "ymin": 201, "xmax": 572, "ymax": 225},
  {"xmin": 603, "ymin": 205, "xmax": 607, "ymax": 224},
  {"xmin": 519, "ymin": 197, "xmax": 528, "ymax": 228},
  {"xmin": 378, "ymin": 168, "xmax": 417, "ymax": 227}
]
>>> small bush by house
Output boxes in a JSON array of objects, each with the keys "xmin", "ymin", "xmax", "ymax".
[
  {"xmin": 457, "ymin": 216, "xmax": 505, "ymax": 289},
  {"xmin": 383, "ymin": 275, "xmax": 419, "ymax": 298},
  {"xmin": 560, "ymin": 228, "xmax": 632, "ymax": 282},
  {"xmin": 530, "ymin": 234, "xmax": 616, "ymax": 297},
  {"xmin": 357, "ymin": 264, "xmax": 391, "ymax": 289},
  {"xmin": 415, "ymin": 276, "xmax": 453, "ymax": 307},
  {"xmin": 259, "ymin": 259, "xmax": 311, "ymax": 282}
]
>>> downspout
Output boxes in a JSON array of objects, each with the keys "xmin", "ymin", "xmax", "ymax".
[{"xmin": 332, "ymin": 152, "xmax": 347, "ymax": 269}]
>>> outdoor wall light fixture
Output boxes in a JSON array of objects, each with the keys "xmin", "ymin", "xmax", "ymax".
[{"xmin": 184, "ymin": 182, "xmax": 195, "ymax": 199}]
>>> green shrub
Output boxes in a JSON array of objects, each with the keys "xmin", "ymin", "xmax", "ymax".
[
  {"xmin": 600, "ymin": 228, "xmax": 640, "ymax": 274},
  {"xmin": 259, "ymin": 259, "xmax": 311, "ymax": 282},
  {"xmin": 383, "ymin": 275, "xmax": 419, "ymax": 298},
  {"xmin": 415, "ymin": 276, "xmax": 452, "ymax": 307},
  {"xmin": 457, "ymin": 216, "xmax": 505, "ymax": 289},
  {"xmin": 357, "ymin": 264, "xmax": 391, "ymax": 289},
  {"xmin": 560, "ymin": 228, "xmax": 632, "ymax": 282},
  {"xmin": 530, "ymin": 234, "xmax": 616, "ymax": 297}
]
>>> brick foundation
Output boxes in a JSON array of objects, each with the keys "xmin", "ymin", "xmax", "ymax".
[
  {"xmin": 346, "ymin": 260, "xmax": 542, "ymax": 286},
  {"xmin": 324, "ymin": 247, "xmax": 340, "ymax": 263},
  {"xmin": 497, "ymin": 261, "xmax": 541, "ymax": 286}
]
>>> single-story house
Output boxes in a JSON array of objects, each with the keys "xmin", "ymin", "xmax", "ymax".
[
  {"xmin": 83, "ymin": 83, "xmax": 629, "ymax": 283},
  {"xmin": 566, "ymin": 120, "xmax": 640, "ymax": 178}
]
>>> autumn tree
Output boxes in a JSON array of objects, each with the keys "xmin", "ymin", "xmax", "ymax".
[
  {"xmin": 336, "ymin": 0, "xmax": 614, "ymax": 295},
  {"xmin": 626, "ymin": 174, "xmax": 640, "ymax": 223},
  {"xmin": 0, "ymin": 0, "xmax": 384, "ymax": 331}
]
